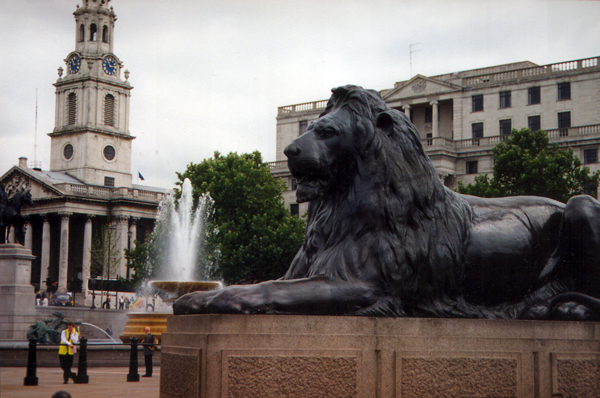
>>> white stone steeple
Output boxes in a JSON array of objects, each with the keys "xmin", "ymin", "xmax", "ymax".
[{"xmin": 49, "ymin": 0, "xmax": 134, "ymax": 188}]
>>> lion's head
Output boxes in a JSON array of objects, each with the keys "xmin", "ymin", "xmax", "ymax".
[{"xmin": 285, "ymin": 85, "xmax": 444, "ymax": 207}]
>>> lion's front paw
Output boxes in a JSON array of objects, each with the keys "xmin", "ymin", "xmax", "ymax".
[
  {"xmin": 173, "ymin": 286, "xmax": 265, "ymax": 315},
  {"xmin": 553, "ymin": 301, "xmax": 591, "ymax": 321}
]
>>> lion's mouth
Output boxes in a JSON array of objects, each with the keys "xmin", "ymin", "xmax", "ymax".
[{"xmin": 296, "ymin": 175, "xmax": 329, "ymax": 203}]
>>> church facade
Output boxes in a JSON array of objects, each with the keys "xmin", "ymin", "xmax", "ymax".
[
  {"xmin": 271, "ymin": 57, "xmax": 600, "ymax": 216},
  {"xmin": 0, "ymin": 0, "xmax": 164, "ymax": 303}
]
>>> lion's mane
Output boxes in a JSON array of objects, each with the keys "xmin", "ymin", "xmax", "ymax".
[{"xmin": 283, "ymin": 85, "xmax": 479, "ymax": 317}]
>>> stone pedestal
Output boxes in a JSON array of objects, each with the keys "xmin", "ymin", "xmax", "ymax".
[
  {"xmin": 160, "ymin": 314, "xmax": 600, "ymax": 398},
  {"xmin": 0, "ymin": 244, "xmax": 36, "ymax": 339}
]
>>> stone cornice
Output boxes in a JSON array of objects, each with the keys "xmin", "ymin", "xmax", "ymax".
[{"xmin": 48, "ymin": 127, "xmax": 135, "ymax": 140}]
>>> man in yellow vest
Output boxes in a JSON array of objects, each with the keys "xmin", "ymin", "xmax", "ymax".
[{"xmin": 58, "ymin": 322, "xmax": 79, "ymax": 384}]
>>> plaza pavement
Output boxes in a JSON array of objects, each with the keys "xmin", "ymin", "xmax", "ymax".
[{"xmin": 1, "ymin": 367, "xmax": 160, "ymax": 398}]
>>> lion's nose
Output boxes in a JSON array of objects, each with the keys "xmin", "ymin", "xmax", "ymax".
[{"xmin": 284, "ymin": 142, "xmax": 301, "ymax": 159}]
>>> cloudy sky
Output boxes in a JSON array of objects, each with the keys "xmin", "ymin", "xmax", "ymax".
[{"xmin": 1, "ymin": 0, "xmax": 599, "ymax": 190}]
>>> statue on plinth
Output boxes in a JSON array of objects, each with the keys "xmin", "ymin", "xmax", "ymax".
[
  {"xmin": 175, "ymin": 85, "xmax": 600, "ymax": 321},
  {"xmin": 0, "ymin": 183, "xmax": 33, "ymax": 245}
]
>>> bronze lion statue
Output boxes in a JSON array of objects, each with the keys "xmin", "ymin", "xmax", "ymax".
[{"xmin": 174, "ymin": 85, "xmax": 600, "ymax": 320}]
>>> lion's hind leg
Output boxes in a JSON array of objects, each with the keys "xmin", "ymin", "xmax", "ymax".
[{"xmin": 546, "ymin": 195, "xmax": 600, "ymax": 297}]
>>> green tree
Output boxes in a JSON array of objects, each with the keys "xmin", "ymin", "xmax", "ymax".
[
  {"xmin": 456, "ymin": 128, "xmax": 600, "ymax": 203},
  {"xmin": 124, "ymin": 240, "xmax": 155, "ymax": 290},
  {"xmin": 177, "ymin": 151, "xmax": 306, "ymax": 285},
  {"xmin": 90, "ymin": 223, "xmax": 121, "ymax": 280}
]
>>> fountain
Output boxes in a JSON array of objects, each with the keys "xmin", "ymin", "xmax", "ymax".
[{"xmin": 121, "ymin": 179, "xmax": 222, "ymax": 343}]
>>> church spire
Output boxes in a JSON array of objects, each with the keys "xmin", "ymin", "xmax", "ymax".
[{"xmin": 49, "ymin": 0, "xmax": 134, "ymax": 188}]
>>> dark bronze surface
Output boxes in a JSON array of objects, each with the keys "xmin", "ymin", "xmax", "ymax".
[{"xmin": 174, "ymin": 85, "xmax": 600, "ymax": 320}]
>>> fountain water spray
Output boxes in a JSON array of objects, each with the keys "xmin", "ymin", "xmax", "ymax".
[{"xmin": 154, "ymin": 178, "xmax": 214, "ymax": 281}]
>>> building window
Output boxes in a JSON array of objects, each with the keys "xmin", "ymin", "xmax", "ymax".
[
  {"xmin": 68, "ymin": 93, "xmax": 77, "ymax": 125},
  {"xmin": 499, "ymin": 119, "xmax": 512, "ymax": 136},
  {"xmin": 102, "ymin": 25, "xmax": 109, "ymax": 43},
  {"xmin": 90, "ymin": 24, "xmax": 97, "ymax": 41},
  {"xmin": 472, "ymin": 122, "xmax": 483, "ymax": 138},
  {"xmin": 528, "ymin": 87, "xmax": 540, "ymax": 105},
  {"xmin": 472, "ymin": 95, "xmax": 483, "ymax": 112},
  {"xmin": 298, "ymin": 120, "xmax": 308, "ymax": 136},
  {"xmin": 291, "ymin": 178, "xmax": 298, "ymax": 190},
  {"xmin": 104, "ymin": 94, "xmax": 115, "ymax": 126},
  {"xmin": 528, "ymin": 115, "xmax": 541, "ymax": 132},
  {"xmin": 290, "ymin": 203, "xmax": 299, "ymax": 217},
  {"xmin": 79, "ymin": 24, "xmax": 85, "ymax": 42},
  {"xmin": 467, "ymin": 161, "xmax": 478, "ymax": 175},
  {"xmin": 499, "ymin": 91, "xmax": 511, "ymax": 109},
  {"xmin": 584, "ymin": 149, "xmax": 598, "ymax": 164},
  {"xmin": 558, "ymin": 82, "xmax": 571, "ymax": 101},
  {"xmin": 103, "ymin": 145, "xmax": 116, "ymax": 161},
  {"xmin": 425, "ymin": 107, "xmax": 432, "ymax": 123},
  {"xmin": 63, "ymin": 144, "xmax": 74, "ymax": 160},
  {"xmin": 558, "ymin": 111, "xmax": 571, "ymax": 133},
  {"xmin": 104, "ymin": 176, "xmax": 115, "ymax": 187}
]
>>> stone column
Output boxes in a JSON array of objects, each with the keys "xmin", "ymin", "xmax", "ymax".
[
  {"xmin": 430, "ymin": 100, "xmax": 439, "ymax": 138},
  {"xmin": 40, "ymin": 217, "xmax": 50, "ymax": 291},
  {"xmin": 129, "ymin": 218, "xmax": 138, "ymax": 249},
  {"xmin": 24, "ymin": 221, "xmax": 33, "ymax": 250},
  {"xmin": 116, "ymin": 216, "xmax": 129, "ymax": 278},
  {"xmin": 57, "ymin": 213, "xmax": 71, "ymax": 293},
  {"xmin": 82, "ymin": 216, "xmax": 93, "ymax": 303},
  {"xmin": 402, "ymin": 104, "xmax": 411, "ymax": 117}
]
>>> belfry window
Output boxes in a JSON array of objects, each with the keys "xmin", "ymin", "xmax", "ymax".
[
  {"xmin": 68, "ymin": 93, "xmax": 77, "ymax": 125},
  {"xmin": 104, "ymin": 94, "xmax": 115, "ymax": 126},
  {"xmin": 79, "ymin": 24, "xmax": 85, "ymax": 42},
  {"xmin": 90, "ymin": 24, "xmax": 97, "ymax": 41},
  {"xmin": 102, "ymin": 26, "xmax": 109, "ymax": 43}
]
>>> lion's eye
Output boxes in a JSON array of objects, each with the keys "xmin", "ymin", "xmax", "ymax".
[{"xmin": 316, "ymin": 128, "xmax": 336, "ymax": 139}]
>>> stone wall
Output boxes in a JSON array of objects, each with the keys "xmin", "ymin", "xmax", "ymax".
[{"xmin": 160, "ymin": 315, "xmax": 600, "ymax": 398}]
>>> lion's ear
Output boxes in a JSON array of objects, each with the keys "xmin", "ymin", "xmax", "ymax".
[{"xmin": 376, "ymin": 112, "xmax": 395, "ymax": 137}]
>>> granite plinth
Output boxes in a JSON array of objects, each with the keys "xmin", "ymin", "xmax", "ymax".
[
  {"xmin": 0, "ymin": 244, "xmax": 36, "ymax": 339},
  {"xmin": 160, "ymin": 314, "xmax": 600, "ymax": 398}
]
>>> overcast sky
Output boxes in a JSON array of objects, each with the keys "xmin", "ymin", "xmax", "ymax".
[{"xmin": 1, "ymin": 0, "xmax": 599, "ymax": 190}]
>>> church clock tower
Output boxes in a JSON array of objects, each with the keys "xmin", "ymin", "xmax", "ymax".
[{"xmin": 49, "ymin": 0, "xmax": 133, "ymax": 188}]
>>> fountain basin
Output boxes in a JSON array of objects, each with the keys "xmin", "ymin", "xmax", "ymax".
[{"xmin": 149, "ymin": 280, "xmax": 223, "ymax": 297}]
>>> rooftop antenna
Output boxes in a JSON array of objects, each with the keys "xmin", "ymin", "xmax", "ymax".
[
  {"xmin": 32, "ymin": 89, "xmax": 42, "ymax": 170},
  {"xmin": 410, "ymin": 43, "xmax": 420, "ymax": 77}
]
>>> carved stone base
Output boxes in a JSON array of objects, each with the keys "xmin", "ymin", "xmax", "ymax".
[
  {"xmin": 0, "ymin": 244, "xmax": 36, "ymax": 339},
  {"xmin": 160, "ymin": 315, "xmax": 600, "ymax": 398}
]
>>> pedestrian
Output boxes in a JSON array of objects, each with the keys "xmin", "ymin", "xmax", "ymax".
[
  {"xmin": 124, "ymin": 296, "xmax": 130, "ymax": 310},
  {"xmin": 119, "ymin": 296, "xmax": 124, "ymax": 310},
  {"xmin": 52, "ymin": 391, "xmax": 72, "ymax": 398},
  {"xmin": 42, "ymin": 293, "xmax": 48, "ymax": 306},
  {"xmin": 105, "ymin": 325, "xmax": 113, "ymax": 336},
  {"xmin": 142, "ymin": 326, "xmax": 154, "ymax": 377},
  {"xmin": 58, "ymin": 322, "xmax": 79, "ymax": 384},
  {"xmin": 36, "ymin": 294, "xmax": 41, "ymax": 306}
]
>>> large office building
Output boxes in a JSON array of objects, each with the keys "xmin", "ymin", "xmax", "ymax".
[
  {"xmin": 0, "ymin": 0, "xmax": 164, "ymax": 304},
  {"xmin": 270, "ymin": 56, "xmax": 600, "ymax": 215}
]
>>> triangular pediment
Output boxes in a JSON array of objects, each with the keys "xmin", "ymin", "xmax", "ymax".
[
  {"xmin": 382, "ymin": 75, "xmax": 463, "ymax": 102},
  {"xmin": 1, "ymin": 167, "xmax": 68, "ymax": 200}
]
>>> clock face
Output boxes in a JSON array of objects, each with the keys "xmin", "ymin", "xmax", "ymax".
[
  {"xmin": 68, "ymin": 54, "xmax": 81, "ymax": 74},
  {"xmin": 102, "ymin": 56, "xmax": 117, "ymax": 76}
]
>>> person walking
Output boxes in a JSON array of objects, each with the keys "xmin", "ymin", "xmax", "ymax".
[
  {"xmin": 119, "ymin": 296, "xmax": 124, "ymax": 310},
  {"xmin": 142, "ymin": 326, "xmax": 154, "ymax": 377},
  {"xmin": 58, "ymin": 322, "xmax": 79, "ymax": 384}
]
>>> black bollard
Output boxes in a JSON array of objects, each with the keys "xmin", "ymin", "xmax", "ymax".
[
  {"xmin": 24, "ymin": 336, "xmax": 38, "ymax": 386},
  {"xmin": 127, "ymin": 336, "xmax": 140, "ymax": 382},
  {"xmin": 74, "ymin": 336, "xmax": 89, "ymax": 383}
]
